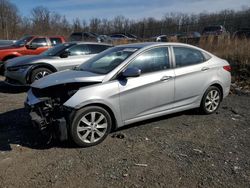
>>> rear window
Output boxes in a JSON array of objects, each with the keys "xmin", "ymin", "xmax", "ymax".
[{"xmin": 49, "ymin": 38, "xmax": 63, "ymax": 46}]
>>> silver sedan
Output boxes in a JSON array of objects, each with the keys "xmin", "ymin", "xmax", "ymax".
[
  {"xmin": 26, "ymin": 42, "xmax": 231, "ymax": 147},
  {"xmin": 4, "ymin": 42, "xmax": 112, "ymax": 85}
]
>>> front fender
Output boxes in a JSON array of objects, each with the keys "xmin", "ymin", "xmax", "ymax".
[{"xmin": 63, "ymin": 81, "xmax": 123, "ymax": 128}]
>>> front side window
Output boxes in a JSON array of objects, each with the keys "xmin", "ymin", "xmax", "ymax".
[
  {"xmin": 42, "ymin": 43, "xmax": 74, "ymax": 56},
  {"xmin": 127, "ymin": 47, "xmax": 170, "ymax": 74},
  {"xmin": 30, "ymin": 38, "xmax": 48, "ymax": 47},
  {"xmin": 67, "ymin": 44, "xmax": 89, "ymax": 56},
  {"xmin": 173, "ymin": 47, "xmax": 205, "ymax": 67}
]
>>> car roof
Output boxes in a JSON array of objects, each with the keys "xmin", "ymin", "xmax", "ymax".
[{"xmin": 116, "ymin": 42, "xmax": 195, "ymax": 49}]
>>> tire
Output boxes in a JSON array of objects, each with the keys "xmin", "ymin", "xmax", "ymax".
[
  {"xmin": 200, "ymin": 86, "xmax": 222, "ymax": 114},
  {"xmin": 70, "ymin": 106, "xmax": 112, "ymax": 147},
  {"xmin": 30, "ymin": 67, "xmax": 52, "ymax": 83}
]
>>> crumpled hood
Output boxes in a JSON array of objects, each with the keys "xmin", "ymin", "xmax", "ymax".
[
  {"xmin": 31, "ymin": 69, "xmax": 105, "ymax": 89},
  {"xmin": 5, "ymin": 55, "xmax": 51, "ymax": 68}
]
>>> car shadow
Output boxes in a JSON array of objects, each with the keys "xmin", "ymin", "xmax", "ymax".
[
  {"xmin": 0, "ymin": 108, "xmax": 74, "ymax": 151},
  {"xmin": 0, "ymin": 107, "xmax": 201, "ymax": 151},
  {"xmin": 0, "ymin": 81, "xmax": 29, "ymax": 93}
]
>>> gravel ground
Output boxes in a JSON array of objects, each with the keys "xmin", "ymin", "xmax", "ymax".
[{"xmin": 0, "ymin": 76, "xmax": 250, "ymax": 188}]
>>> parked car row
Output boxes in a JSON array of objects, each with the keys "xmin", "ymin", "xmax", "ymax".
[
  {"xmin": 152, "ymin": 25, "xmax": 250, "ymax": 43},
  {"xmin": 0, "ymin": 35, "xmax": 65, "ymax": 74},
  {"xmin": 69, "ymin": 32, "xmax": 138, "ymax": 43},
  {"xmin": 5, "ymin": 42, "xmax": 112, "ymax": 85}
]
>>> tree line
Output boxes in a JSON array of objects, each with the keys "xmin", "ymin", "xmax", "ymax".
[{"xmin": 0, "ymin": 0, "xmax": 250, "ymax": 40}]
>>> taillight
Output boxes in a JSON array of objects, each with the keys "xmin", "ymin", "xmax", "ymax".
[{"xmin": 223, "ymin": 65, "xmax": 231, "ymax": 72}]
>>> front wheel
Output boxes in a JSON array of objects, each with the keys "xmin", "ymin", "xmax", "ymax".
[
  {"xmin": 30, "ymin": 68, "xmax": 52, "ymax": 83},
  {"xmin": 70, "ymin": 106, "xmax": 112, "ymax": 147},
  {"xmin": 200, "ymin": 86, "xmax": 222, "ymax": 114}
]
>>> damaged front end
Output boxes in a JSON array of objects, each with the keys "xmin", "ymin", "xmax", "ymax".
[{"xmin": 25, "ymin": 82, "xmax": 97, "ymax": 141}]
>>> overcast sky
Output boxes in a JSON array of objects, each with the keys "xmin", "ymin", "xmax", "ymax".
[{"xmin": 10, "ymin": 0, "xmax": 250, "ymax": 21}]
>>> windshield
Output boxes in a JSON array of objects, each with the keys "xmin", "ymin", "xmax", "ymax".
[
  {"xmin": 78, "ymin": 47, "xmax": 139, "ymax": 74},
  {"xmin": 14, "ymin": 36, "xmax": 33, "ymax": 47},
  {"xmin": 41, "ymin": 43, "xmax": 74, "ymax": 56}
]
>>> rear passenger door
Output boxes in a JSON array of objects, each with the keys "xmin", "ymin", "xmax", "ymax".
[{"xmin": 172, "ymin": 46, "xmax": 213, "ymax": 108}]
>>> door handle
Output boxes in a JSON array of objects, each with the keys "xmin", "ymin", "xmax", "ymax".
[
  {"xmin": 201, "ymin": 67, "xmax": 209, "ymax": 71},
  {"xmin": 160, "ymin": 76, "xmax": 172, "ymax": 81}
]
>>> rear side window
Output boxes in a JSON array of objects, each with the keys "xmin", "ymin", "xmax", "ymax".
[
  {"xmin": 173, "ymin": 47, "xmax": 205, "ymax": 67},
  {"xmin": 127, "ymin": 47, "xmax": 170, "ymax": 74},
  {"xmin": 49, "ymin": 38, "xmax": 63, "ymax": 46},
  {"xmin": 87, "ymin": 45, "xmax": 111, "ymax": 54}
]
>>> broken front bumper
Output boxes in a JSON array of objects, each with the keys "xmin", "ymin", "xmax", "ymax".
[{"xmin": 25, "ymin": 89, "xmax": 71, "ymax": 141}]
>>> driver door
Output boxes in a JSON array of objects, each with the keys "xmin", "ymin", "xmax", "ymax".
[
  {"xmin": 118, "ymin": 47, "xmax": 175, "ymax": 123},
  {"xmin": 56, "ymin": 44, "xmax": 93, "ymax": 71}
]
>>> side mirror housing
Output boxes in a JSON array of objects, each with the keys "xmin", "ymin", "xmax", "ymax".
[
  {"xmin": 122, "ymin": 67, "xmax": 141, "ymax": 78},
  {"xmin": 26, "ymin": 44, "xmax": 38, "ymax": 49}
]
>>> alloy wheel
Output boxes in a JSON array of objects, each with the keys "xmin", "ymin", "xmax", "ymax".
[
  {"xmin": 34, "ymin": 70, "xmax": 50, "ymax": 80},
  {"xmin": 76, "ymin": 111, "xmax": 108, "ymax": 143},
  {"xmin": 205, "ymin": 89, "xmax": 220, "ymax": 113}
]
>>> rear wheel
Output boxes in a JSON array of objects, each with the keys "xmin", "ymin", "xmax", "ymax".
[
  {"xmin": 70, "ymin": 106, "xmax": 112, "ymax": 147},
  {"xmin": 200, "ymin": 86, "xmax": 222, "ymax": 114},
  {"xmin": 30, "ymin": 68, "xmax": 52, "ymax": 83}
]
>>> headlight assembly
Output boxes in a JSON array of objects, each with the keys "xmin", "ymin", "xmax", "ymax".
[{"xmin": 8, "ymin": 65, "xmax": 31, "ymax": 72}]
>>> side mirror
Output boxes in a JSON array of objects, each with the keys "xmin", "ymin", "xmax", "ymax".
[
  {"xmin": 60, "ymin": 51, "xmax": 70, "ymax": 58},
  {"xmin": 122, "ymin": 67, "xmax": 141, "ymax": 78},
  {"xmin": 26, "ymin": 44, "xmax": 38, "ymax": 49}
]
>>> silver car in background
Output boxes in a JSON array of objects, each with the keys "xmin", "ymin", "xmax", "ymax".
[
  {"xmin": 4, "ymin": 42, "xmax": 112, "ymax": 85},
  {"xmin": 26, "ymin": 42, "xmax": 231, "ymax": 147}
]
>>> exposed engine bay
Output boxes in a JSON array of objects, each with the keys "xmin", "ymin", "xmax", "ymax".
[{"xmin": 26, "ymin": 82, "xmax": 99, "ymax": 141}]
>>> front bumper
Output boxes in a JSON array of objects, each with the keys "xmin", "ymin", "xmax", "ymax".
[{"xmin": 4, "ymin": 66, "xmax": 31, "ymax": 86}]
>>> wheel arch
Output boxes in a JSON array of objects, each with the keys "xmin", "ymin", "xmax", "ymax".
[
  {"xmin": 210, "ymin": 83, "xmax": 223, "ymax": 101},
  {"xmin": 26, "ymin": 63, "xmax": 57, "ymax": 83},
  {"xmin": 80, "ymin": 103, "xmax": 118, "ymax": 131},
  {"xmin": 69, "ymin": 101, "xmax": 119, "ymax": 131}
]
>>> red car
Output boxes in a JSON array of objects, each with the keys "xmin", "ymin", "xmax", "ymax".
[{"xmin": 0, "ymin": 35, "xmax": 65, "ymax": 74}]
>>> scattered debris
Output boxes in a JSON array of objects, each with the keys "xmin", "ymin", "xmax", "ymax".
[
  {"xmin": 179, "ymin": 153, "xmax": 188, "ymax": 157},
  {"xmin": 231, "ymin": 108, "xmax": 239, "ymax": 114},
  {"xmin": 193, "ymin": 149, "xmax": 203, "ymax": 153},
  {"xmin": 111, "ymin": 133, "xmax": 126, "ymax": 139},
  {"xmin": 135, "ymin": 163, "xmax": 148, "ymax": 167}
]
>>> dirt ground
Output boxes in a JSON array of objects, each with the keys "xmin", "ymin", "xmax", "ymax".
[{"xmin": 0, "ymin": 76, "xmax": 249, "ymax": 188}]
